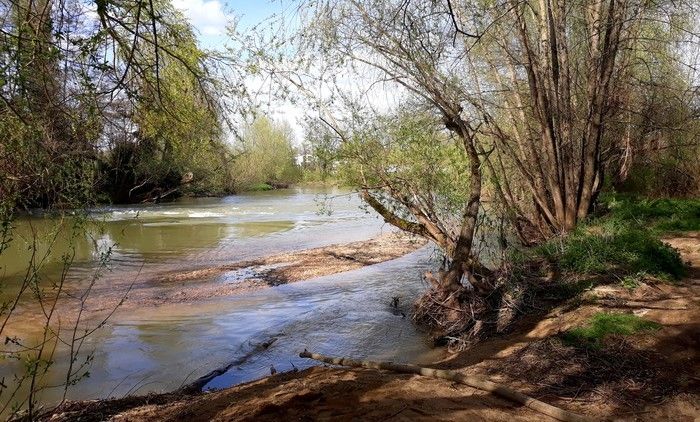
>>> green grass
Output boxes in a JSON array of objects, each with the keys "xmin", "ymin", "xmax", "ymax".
[
  {"xmin": 602, "ymin": 194, "xmax": 700, "ymax": 232},
  {"xmin": 535, "ymin": 222, "xmax": 686, "ymax": 280},
  {"xmin": 620, "ymin": 272, "xmax": 646, "ymax": 289},
  {"xmin": 561, "ymin": 312, "xmax": 661, "ymax": 349}
]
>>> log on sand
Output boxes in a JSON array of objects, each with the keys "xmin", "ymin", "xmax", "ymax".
[{"xmin": 299, "ymin": 350, "xmax": 593, "ymax": 422}]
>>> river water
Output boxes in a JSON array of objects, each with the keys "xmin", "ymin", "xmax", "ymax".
[{"xmin": 0, "ymin": 188, "xmax": 440, "ymax": 412}]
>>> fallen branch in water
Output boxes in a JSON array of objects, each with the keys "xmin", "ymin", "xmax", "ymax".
[
  {"xmin": 299, "ymin": 350, "xmax": 593, "ymax": 422},
  {"xmin": 179, "ymin": 337, "xmax": 278, "ymax": 394}
]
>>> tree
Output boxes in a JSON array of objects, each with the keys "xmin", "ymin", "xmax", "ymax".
[
  {"xmin": 100, "ymin": 2, "xmax": 231, "ymax": 202},
  {"xmin": 453, "ymin": 0, "xmax": 700, "ymax": 237},
  {"xmin": 232, "ymin": 116, "xmax": 301, "ymax": 190},
  {"xmin": 339, "ymin": 110, "xmax": 475, "ymax": 251},
  {"xmin": 0, "ymin": 0, "xmax": 233, "ymax": 209},
  {"xmin": 1, "ymin": 0, "xmax": 100, "ymax": 209},
  {"xmin": 301, "ymin": 119, "xmax": 340, "ymax": 181},
  {"xmin": 292, "ymin": 1, "xmax": 495, "ymax": 300}
]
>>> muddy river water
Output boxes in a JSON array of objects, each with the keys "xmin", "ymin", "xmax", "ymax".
[{"xmin": 0, "ymin": 188, "xmax": 441, "ymax": 412}]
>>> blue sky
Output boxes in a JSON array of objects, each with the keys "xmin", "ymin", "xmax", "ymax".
[
  {"xmin": 172, "ymin": 1, "xmax": 306, "ymax": 140},
  {"xmin": 172, "ymin": 0, "xmax": 290, "ymax": 50}
]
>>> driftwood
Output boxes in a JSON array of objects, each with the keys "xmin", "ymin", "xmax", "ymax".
[
  {"xmin": 299, "ymin": 350, "xmax": 593, "ymax": 422},
  {"xmin": 178, "ymin": 337, "xmax": 278, "ymax": 394}
]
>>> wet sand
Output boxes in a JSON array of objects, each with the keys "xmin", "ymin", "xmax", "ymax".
[{"xmin": 120, "ymin": 231, "xmax": 427, "ymax": 308}]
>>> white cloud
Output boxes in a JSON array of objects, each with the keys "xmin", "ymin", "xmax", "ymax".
[{"xmin": 172, "ymin": 0, "xmax": 229, "ymax": 36}]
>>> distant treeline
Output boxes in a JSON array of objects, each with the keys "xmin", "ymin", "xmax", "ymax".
[{"xmin": 0, "ymin": 1, "xmax": 306, "ymax": 211}]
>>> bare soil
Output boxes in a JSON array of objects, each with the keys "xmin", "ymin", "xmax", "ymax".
[{"xmin": 44, "ymin": 232, "xmax": 700, "ymax": 422}]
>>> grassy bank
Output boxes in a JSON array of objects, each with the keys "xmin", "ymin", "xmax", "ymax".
[{"xmin": 514, "ymin": 196, "xmax": 697, "ymax": 289}]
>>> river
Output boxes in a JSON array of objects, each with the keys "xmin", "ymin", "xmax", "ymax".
[{"xmin": 0, "ymin": 188, "xmax": 440, "ymax": 413}]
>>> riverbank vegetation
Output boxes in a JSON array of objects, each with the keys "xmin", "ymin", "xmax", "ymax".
[
  {"xmin": 1, "ymin": 0, "xmax": 699, "ymax": 419},
  {"xmin": 242, "ymin": 0, "xmax": 700, "ymax": 344},
  {"xmin": 0, "ymin": 1, "xmax": 305, "ymax": 212}
]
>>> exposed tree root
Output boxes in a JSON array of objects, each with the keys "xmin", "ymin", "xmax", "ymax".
[
  {"xmin": 413, "ymin": 270, "xmax": 506, "ymax": 346},
  {"xmin": 299, "ymin": 350, "xmax": 594, "ymax": 422},
  {"xmin": 413, "ymin": 283, "xmax": 487, "ymax": 340}
]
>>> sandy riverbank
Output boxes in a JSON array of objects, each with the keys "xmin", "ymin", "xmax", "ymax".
[
  {"xmin": 43, "ymin": 232, "xmax": 700, "ymax": 421},
  {"xmin": 11, "ymin": 231, "xmax": 426, "ymax": 319},
  {"xmin": 119, "ymin": 231, "xmax": 427, "ymax": 308}
]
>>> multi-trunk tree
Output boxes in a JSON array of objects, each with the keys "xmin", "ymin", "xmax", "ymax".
[
  {"xmin": 458, "ymin": 0, "xmax": 700, "ymax": 237},
  {"xmin": 282, "ymin": 0, "xmax": 698, "ymax": 337}
]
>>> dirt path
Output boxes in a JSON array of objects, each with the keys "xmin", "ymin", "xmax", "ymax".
[
  {"xmin": 46, "ymin": 232, "xmax": 700, "ymax": 421},
  {"xmin": 435, "ymin": 231, "xmax": 700, "ymax": 420}
]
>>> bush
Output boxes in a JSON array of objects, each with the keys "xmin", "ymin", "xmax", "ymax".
[
  {"xmin": 561, "ymin": 312, "xmax": 660, "ymax": 349},
  {"xmin": 536, "ymin": 223, "xmax": 686, "ymax": 279}
]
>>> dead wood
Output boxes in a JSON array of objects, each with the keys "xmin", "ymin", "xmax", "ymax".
[{"xmin": 299, "ymin": 350, "xmax": 594, "ymax": 422}]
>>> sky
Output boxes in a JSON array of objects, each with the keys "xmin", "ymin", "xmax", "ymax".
[
  {"xmin": 171, "ymin": 1, "xmax": 307, "ymax": 141},
  {"xmin": 171, "ymin": 1, "xmax": 290, "ymax": 50},
  {"xmin": 170, "ymin": 0, "xmax": 405, "ymax": 144}
]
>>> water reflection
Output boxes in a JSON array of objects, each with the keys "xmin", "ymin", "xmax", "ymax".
[
  {"xmin": 105, "ymin": 220, "xmax": 231, "ymax": 258},
  {"xmin": 0, "ymin": 248, "xmax": 440, "ymax": 408},
  {"xmin": 0, "ymin": 188, "xmax": 383, "ymax": 290},
  {"xmin": 2, "ymin": 187, "xmax": 434, "ymax": 413},
  {"xmin": 232, "ymin": 220, "xmax": 296, "ymax": 237}
]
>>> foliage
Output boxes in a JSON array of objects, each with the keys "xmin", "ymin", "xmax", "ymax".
[
  {"xmin": 339, "ymin": 111, "xmax": 471, "ymax": 218},
  {"xmin": 231, "ymin": 116, "xmax": 301, "ymax": 191},
  {"xmin": 0, "ymin": 114, "xmax": 98, "ymax": 210},
  {"xmin": 601, "ymin": 195, "xmax": 700, "ymax": 232},
  {"xmin": 535, "ymin": 222, "xmax": 686, "ymax": 280},
  {"xmin": 0, "ymin": 0, "xmax": 232, "ymax": 209},
  {"xmin": 99, "ymin": 12, "xmax": 231, "ymax": 202},
  {"xmin": 300, "ymin": 119, "xmax": 340, "ymax": 182},
  {"xmin": 561, "ymin": 313, "xmax": 660, "ymax": 349}
]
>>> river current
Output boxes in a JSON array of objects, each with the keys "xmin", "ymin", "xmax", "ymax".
[{"xmin": 0, "ymin": 188, "xmax": 440, "ymax": 410}]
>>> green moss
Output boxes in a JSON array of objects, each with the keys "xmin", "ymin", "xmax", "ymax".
[{"xmin": 561, "ymin": 312, "xmax": 661, "ymax": 349}]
